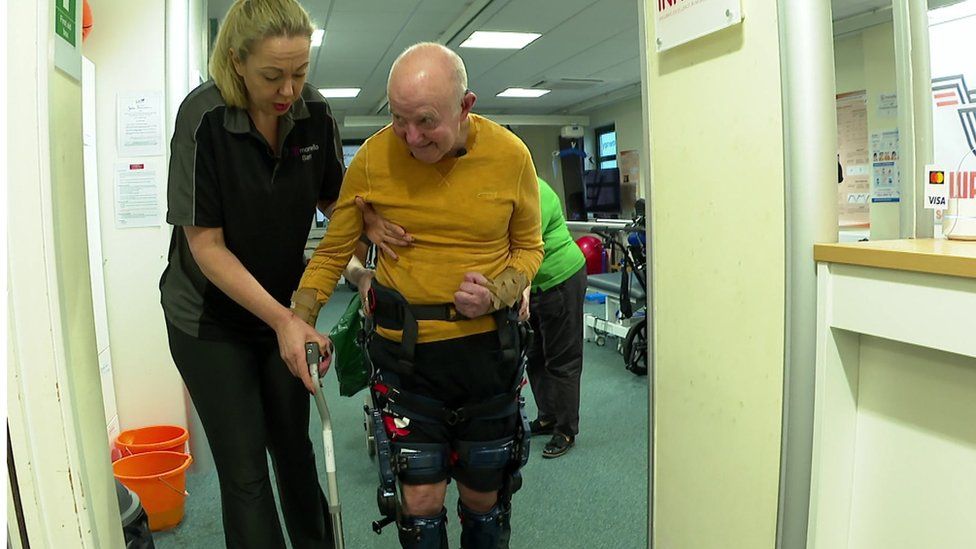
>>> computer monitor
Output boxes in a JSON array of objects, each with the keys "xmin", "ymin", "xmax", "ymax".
[
  {"xmin": 342, "ymin": 141, "xmax": 362, "ymax": 171},
  {"xmin": 583, "ymin": 167, "xmax": 622, "ymax": 218},
  {"xmin": 310, "ymin": 140, "xmax": 364, "ymax": 237}
]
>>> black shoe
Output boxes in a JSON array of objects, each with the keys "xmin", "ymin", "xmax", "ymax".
[
  {"xmin": 529, "ymin": 418, "xmax": 555, "ymax": 436},
  {"xmin": 542, "ymin": 434, "xmax": 574, "ymax": 459}
]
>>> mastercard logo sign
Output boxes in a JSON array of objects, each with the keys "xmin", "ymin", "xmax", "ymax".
[{"xmin": 929, "ymin": 170, "xmax": 945, "ymax": 184}]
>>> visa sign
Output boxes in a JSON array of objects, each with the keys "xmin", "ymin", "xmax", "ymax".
[{"xmin": 925, "ymin": 166, "xmax": 948, "ymax": 210}]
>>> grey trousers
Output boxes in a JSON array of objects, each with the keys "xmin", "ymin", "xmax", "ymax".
[{"xmin": 526, "ymin": 265, "xmax": 587, "ymax": 437}]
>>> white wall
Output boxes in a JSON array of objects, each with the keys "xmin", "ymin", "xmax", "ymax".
[
  {"xmin": 566, "ymin": 95, "xmax": 647, "ymax": 222},
  {"xmin": 82, "ymin": 56, "xmax": 121, "ymax": 449},
  {"xmin": 7, "ymin": 1, "xmax": 123, "ymax": 546},
  {"xmin": 510, "ymin": 125, "xmax": 565, "ymax": 199},
  {"xmin": 929, "ymin": 2, "xmax": 976, "ymax": 84},
  {"xmin": 581, "ymin": 95, "xmax": 646, "ymax": 214},
  {"xmin": 581, "ymin": 95, "xmax": 644, "ymax": 168},
  {"xmin": 646, "ymin": 0, "xmax": 787, "ymax": 545},
  {"xmin": 82, "ymin": 0, "xmax": 191, "ymax": 431},
  {"xmin": 338, "ymin": 124, "xmax": 383, "ymax": 142},
  {"xmin": 929, "ymin": 0, "xmax": 976, "ymax": 174},
  {"xmin": 509, "ymin": 96, "xmax": 646, "ymax": 218}
]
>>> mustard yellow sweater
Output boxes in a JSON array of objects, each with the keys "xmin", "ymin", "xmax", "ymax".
[{"xmin": 299, "ymin": 114, "xmax": 543, "ymax": 342}]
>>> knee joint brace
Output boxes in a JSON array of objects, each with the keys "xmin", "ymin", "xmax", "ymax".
[
  {"xmin": 458, "ymin": 501, "xmax": 506, "ymax": 549},
  {"xmin": 392, "ymin": 441, "xmax": 450, "ymax": 484},
  {"xmin": 398, "ymin": 507, "xmax": 448, "ymax": 549},
  {"xmin": 455, "ymin": 437, "xmax": 515, "ymax": 472}
]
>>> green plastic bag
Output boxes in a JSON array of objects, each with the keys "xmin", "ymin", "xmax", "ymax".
[{"xmin": 328, "ymin": 293, "xmax": 368, "ymax": 397}]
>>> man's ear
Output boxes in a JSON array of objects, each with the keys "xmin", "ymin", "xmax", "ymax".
[{"xmin": 459, "ymin": 90, "xmax": 477, "ymax": 119}]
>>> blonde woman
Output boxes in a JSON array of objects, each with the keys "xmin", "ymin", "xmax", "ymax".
[{"xmin": 160, "ymin": 1, "xmax": 374, "ymax": 546}]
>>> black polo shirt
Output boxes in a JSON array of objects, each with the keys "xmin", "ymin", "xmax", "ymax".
[{"xmin": 160, "ymin": 81, "xmax": 343, "ymax": 340}]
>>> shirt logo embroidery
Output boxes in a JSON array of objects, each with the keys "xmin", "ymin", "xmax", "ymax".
[{"xmin": 290, "ymin": 143, "xmax": 319, "ymax": 162}]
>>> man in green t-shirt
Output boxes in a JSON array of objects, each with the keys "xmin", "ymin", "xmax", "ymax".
[{"xmin": 519, "ymin": 178, "xmax": 587, "ymax": 458}]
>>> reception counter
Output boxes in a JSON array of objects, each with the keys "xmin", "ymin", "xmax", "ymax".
[{"xmin": 807, "ymin": 239, "xmax": 976, "ymax": 549}]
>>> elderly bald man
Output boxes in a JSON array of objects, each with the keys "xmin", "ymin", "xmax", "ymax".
[{"xmin": 283, "ymin": 43, "xmax": 543, "ymax": 548}]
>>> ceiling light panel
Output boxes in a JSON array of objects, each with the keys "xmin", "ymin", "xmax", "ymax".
[
  {"xmin": 496, "ymin": 87, "xmax": 551, "ymax": 98},
  {"xmin": 318, "ymin": 88, "xmax": 361, "ymax": 98},
  {"xmin": 460, "ymin": 31, "xmax": 541, "ymax": 49},
  {"xmin": 311, "ymin": 29, "xmax": 325, "ymax": 47}
]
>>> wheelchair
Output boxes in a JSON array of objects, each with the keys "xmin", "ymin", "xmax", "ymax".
[{"xmin": 583, "ymin": 200, "xmax": 648, "ymax": 376}]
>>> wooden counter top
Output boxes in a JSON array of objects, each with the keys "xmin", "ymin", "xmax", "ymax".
[{"xmin": 814, "ymin": 239, "xmax": 976, "ymax": 279}]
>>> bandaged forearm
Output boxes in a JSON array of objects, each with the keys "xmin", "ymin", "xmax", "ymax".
[
  {"xmin": 482, "ymin": 267, "xmax": 529, "ymax": 311},
  {"xmin": 290, "ymin": 287, "xmax": 323, "ymax": 326}
]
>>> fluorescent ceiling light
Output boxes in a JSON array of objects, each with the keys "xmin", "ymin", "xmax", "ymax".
[
  {"xmin": 497, "ymin": 87, "xmax": 550, "ymax": 98},
  {"xmin": 311, "ymin": 29, "xmax": 325, "ymax": 47},
  {"xmin": 460, "ymin": 31, "xmax": 541, "ymax": 50},
  {"xmin": 318, "ymin": 88, "xmax": 361, "ymax": 98}
]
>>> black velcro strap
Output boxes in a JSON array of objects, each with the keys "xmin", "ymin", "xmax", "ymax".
[
  {"xmin": 370, "ymin": 281, "xmax": 468, "ymax": 374},
  {"xmin": 411, "ymin": 304, "xmax": 466, "ymax": 321},
  {"xmin": 494, "ymin": 308, "xmax": 519, "ymax": 367},
  {"xmin": 387, "ymin": 385, "xmax": 518, "ymax": 426},
  {"xmin": 455, "ymin": 437, "xmax": 515, "ymax": 470},
  {"xmin": 447, "ymin": 393, "xmax": 519, "ymax": 424},
  {"xmin": 371, "ymin": 282, "xmax": 464, "ymax": 329},
  {"xmin": 399, "ymin": 306, "xmax": 418, "ymax": 372},
  {"xmin": 392, "ymin": 442, "xmax": 449, "ymax": 477}
]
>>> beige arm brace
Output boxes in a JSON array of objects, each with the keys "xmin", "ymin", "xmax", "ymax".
[
  {"xmin": 482, "ymin": 267, "xmax": 530, "ymax": 311},
  {"xmin": 290, "ymin": 287, "xmax": 323, "ymax": 326}
]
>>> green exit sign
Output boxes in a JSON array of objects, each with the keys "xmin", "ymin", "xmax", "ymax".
[{"xmin": 55, "ymin": 0, "xmax": 76, "ymax": 47}]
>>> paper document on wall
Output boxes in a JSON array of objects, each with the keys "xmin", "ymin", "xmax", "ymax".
[
  {"xmin": 878, "ymin": 93, "xmax": 897, "ymax": 118},
  {"xmin": 115, "ymin": 162, "xmax": 161, "ymax": 228},
  {"xmin": 118, "ymin": 91, "xmax": 164, "ymax": 157},
  {"xmin": 618, "ymin": 150, "xmax": 640, "ymax": 217},
  {"xmin": 870, "ymin": 130, "xmax": 901, "ymax": 203},
  {"xmin": 836, "ymin": 91, "xmax": 871, "ymax": 226}
]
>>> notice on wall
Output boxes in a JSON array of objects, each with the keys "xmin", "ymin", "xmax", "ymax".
[
  {"xmin": 878, "ymin": 93, "xmax": 898, "ymax": 118},
  {"xmin": 117, "ymin": 92, "xmax": 164, "ymax": 157},
  {"xmin": 870, "ymin": 130, "xmax": 901, "ymax": 203},
  {"xmin": 654, "ymin": 0, "xmax": 743, "ymax": 52},
  {"xmin": 115, "ymin": 162, "xmax": 160, "ymax": 228},
  {"xmin": 618, "ymin": 149, "xmax": 640, "ymax": 216},
  {"xmin": 836, "ymin": 92, "xmax": 871, "ymax": 226}
]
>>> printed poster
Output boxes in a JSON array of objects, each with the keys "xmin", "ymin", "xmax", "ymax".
[
  {"xmin": 836, "ymin": 91, "xmax": 870, "ymax": 225},
  {"xmin": 115, "ymin": 162, "xmax": 161, "ymax": 228},
  {"xmin": 870, "ymin": 130, "xmax": 901, "ymax": 203},
  {"xmin": 118, "ymin": 92, "xmax": 164, "ymax": 157}
]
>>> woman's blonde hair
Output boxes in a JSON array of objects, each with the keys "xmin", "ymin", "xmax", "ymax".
[{"xmin": 209, "ymin": 0, "xmax": 314, "ymax": 109}]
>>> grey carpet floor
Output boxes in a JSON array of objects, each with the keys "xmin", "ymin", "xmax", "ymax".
[{"xmin": 154, "ymin": 287, "xmax": 649, "ymax": 548}]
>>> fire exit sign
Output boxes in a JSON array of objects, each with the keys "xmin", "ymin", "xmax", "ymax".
[{"xmin": 55, "ymin": 0, "xmax": 76, "ymax": 46}]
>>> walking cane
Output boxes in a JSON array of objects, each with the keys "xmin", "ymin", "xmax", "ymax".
[{"xmin": 306, "ymin": 342, "xmax": 345, "ymax": 549}]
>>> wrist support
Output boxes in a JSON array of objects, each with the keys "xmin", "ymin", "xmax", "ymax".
[
  {"xmin": 290, "ymin": 288, "xmax": 322, "ymax": 326},
  {"xmin": 482, "ymin": 268, "xmax": 529, "ymax": 311}
]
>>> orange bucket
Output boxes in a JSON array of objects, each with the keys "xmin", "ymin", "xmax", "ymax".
[
  {"xmin": 116, "ymin": 425, "xmax": 189, "ymax": 456},
  {"xmin": 113, "ymin": 452, "xmax": 193, "ymax": 531}
]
